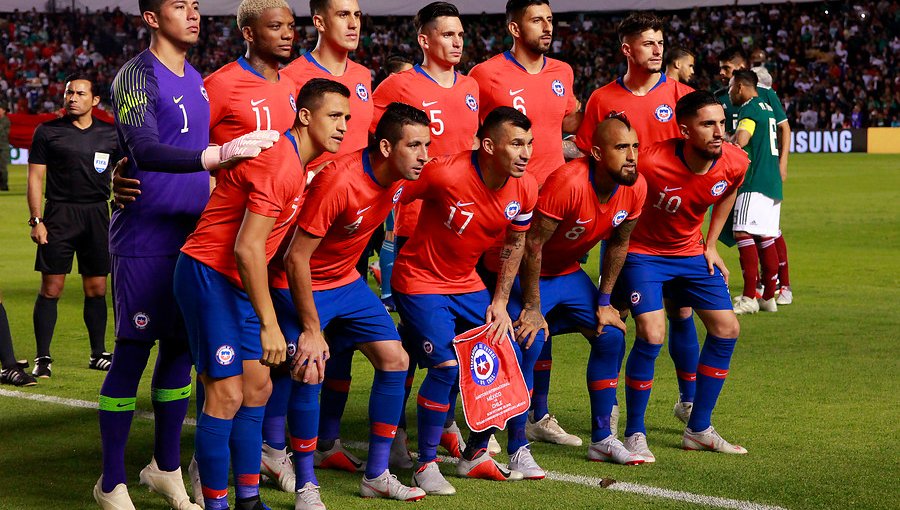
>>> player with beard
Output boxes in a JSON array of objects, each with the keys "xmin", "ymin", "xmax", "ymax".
[
  {"xmin": 615, "ymin": 91, "xmax": 749, "ymax": 462},
  {"xmin": 665, "ymin": 47, "xmax": 695, "ymax": 84},
  {"xmin": 507, "ymin": 115, "xmax": 647, "ymax": 465},
  {"xmin": 468, "ymin": 0, "xmax": 583, "ymax": 448}
]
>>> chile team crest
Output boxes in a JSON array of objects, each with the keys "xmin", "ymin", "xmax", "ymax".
[
  {"xmin": 215, "ymin": 345, "xmax": 236, "ymax": 366},
  {"xmin": 465, "ymin": 94, "xmax": 478, "ymax": 112},
  {"xmin": 655, "ymin": 103, "xmax": 673, "ymax": 122},
  {"xmin": 470, "ymin": 342, "xmax": 499, "ymax": 386},
  {"xmin": 289, "ymin": 94, "xmax": 297, "ymax": 112},
  {"xmin": 612, "ymin": 210, "xmax": 628, "ymax": 227},
  {"xmin": 200, "ymin": 86, "xmax": 209, "ymax": 102},
  {"xmin": 711, "ymin": 180, "xmax": 728, "ymax": 196},
  {"xmin": 392, "ymin": 186, "xmax": 404, "ymax": 203},
  {"xmin": 551, "ymin": 79, "xmax": 565, "ymax": 97},
  {"xmin": 504, "ymin": 201, "xmax": 521, "ymax": 220},
  {"xmin": 356, "ymin": 83, "xmax": 369, "ymax": 102}
]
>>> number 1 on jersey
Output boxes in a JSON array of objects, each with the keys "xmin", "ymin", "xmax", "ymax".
[{"xmin": 178, "ymin": 104, "xmax": 189, "ymax": 133}]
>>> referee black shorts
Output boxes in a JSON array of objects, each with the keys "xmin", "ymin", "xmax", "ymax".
[{"xmin": 35, "ymin": 201, "xmax": 111, "ymax": 276}]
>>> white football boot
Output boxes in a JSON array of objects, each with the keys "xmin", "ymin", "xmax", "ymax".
[
  {"xmin": 623, "ymin": 432, "xmax": 656, "ymax": 463},
  {"xmin": 508, "ymin": 446, "xmax": 546, "ymax": 479},
  {"xmin": 260, "ymin": 444, "xmax": 296, "ymax": 492},
  {"xmin": 525, "ymin": 412, "xmax": 582, "ymax": 446},
  {"xmin": 360, "ymin": 469, "xmax": 426, "ymax": 501},
  {"xmin": 138, "ymin": 458, "xmax": 202, "ymax": 510},
  {"xmin": 93, "ymin": 477, "xmax": 136, "ymax": 510},
  {"xmin": 411, "ymin": 461, "xmax": 456, "ymax": 495},
  {"xmin": 588, "ymin": 436, "xmax": 645, "ymax": 465},
  {"xmin": 682, "ymin": 426, "xmax": 748, "ymax": 454}
]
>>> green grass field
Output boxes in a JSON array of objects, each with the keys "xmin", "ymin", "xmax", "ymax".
[{"xmin": 1, "ymin": 153, "xmax": 898, "ymax": 510}]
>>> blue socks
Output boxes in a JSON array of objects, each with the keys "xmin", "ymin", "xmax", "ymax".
[
  {"xmin": 416, "ymin": 366, "xmax": 457, "ymax": 463},
  {"xmin": 379, "ymin": 238, "xmax": 395, "ymax": 299},
  {"xmin": 588, "ymin": 327, "xmax": 625, "ymax": 442},
  {"xmin": 367, "ymin": 370, "xmax": 405, "ymax": 478},
  {"xmin": 196, "ymin": 413, "xmax": 232, "ymax": 510},
  {"xmin": 289, "ymin": 381, "xmax": 322, "ymax": 488},
  {"xmin": 231, "ymin": 406, "xmax": 264, "ymax": 500},
  {"xmin": 530, "ymin": 338, "xmax": 552, "ymax": 420},
  {"xmin": 688, "ymin": 335, "xmax": 737, "ymax": 432},
  {"xmin": 668, "ymin": 314, "xmax": 699, "ymax": 403},
  {"xmin": 624, "ymin": 338, "xmax": 662, "ymax": 437},
  {"xmin": 262, "ymin": 371, "xmax": 292, "ymax": 451},
  {"xmin": 319, "ymin": 350, "xmax": 353, "ymax": 442}
]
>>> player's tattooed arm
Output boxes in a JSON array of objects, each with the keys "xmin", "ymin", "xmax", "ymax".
[
  {"xmin": 235, "ymin": 211, "xmax": 287, "ymax": 367},
  {"xmin": 596, "ymin": 218, "xmax": 635, "ymax": 334},
  {"xmin": 562, "ymin": 137, "xmax": 584, "ymax": 160},
  {"xmin": 284, "ymin": 228, "xmax": 330, "ymax": 384},
  {"xmin": 487, "ymin": 229, "xmax": 527, "ymax": 345},
  {"xmin": 515, "ymin": 212, "xmax": 558, "ymax": 347}
]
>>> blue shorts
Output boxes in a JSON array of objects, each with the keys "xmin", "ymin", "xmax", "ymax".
[
  {"xmin": 272, "ymin": 277, "xmax": 399, "ymax": 358},
  {"xmin": 614, "ymin": 253, "xmax": 732, "ymax": 316},
  {"xmin": 112, "ymin": 254, "xmax": 186, "ymax": 342},
  {"xmin": 173, "ymin": 254, "xmax": 263, "ymax": 378},
  {"xmin": 507, "ymin": 269, "xmax": 598, "ymax": 337},
  {"xmin": 394, "ymin": 289, "xmax": 490, "ymax": 368}
]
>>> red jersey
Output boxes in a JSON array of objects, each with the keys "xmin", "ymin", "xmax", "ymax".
[
  {"xmin": 576, "ymin": 74, "xmax": 693, "ymax": 152},
  {"xmin": 294, "ymin": 149, "xmax": 404, "ymax": 291},
  {"xmin": 371, "ymin": 65, "xmax": 480, "ymax": 238},
  {"xmin": 282, "ymin": 52, "xmax": 373, "ymax": 170},
  {"xmin": 181, "ymin": 132, "xmax": 305, "ymax": 288},
  {"xmin": 514, "ymin": 158, "xmax": 646, "ymax": 277},
  {"xmin": 628, "ymin": 140, "xmax": 748, "ymax": 257},
  {"xmin": 205, "ymin": 57, "xmax": 298, "ymax": 145},
  {"xmin": 392, "ymin": 152, "xmax": 538, "ymax": 295},
  {"xmin": 469, "ymin": 52, "xmax": 576, "ymax": 186}
]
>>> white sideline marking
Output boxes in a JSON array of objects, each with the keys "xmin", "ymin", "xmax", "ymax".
[{"xmin": 1, "ymin": 389, "xmax": 786, "ymax": 510}]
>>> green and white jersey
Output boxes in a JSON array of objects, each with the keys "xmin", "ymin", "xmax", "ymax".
[
  {"xmin": 716, "ymin": 85, "xmax": 787, "ymax": 135},
  {"xmin": 735, "ymin": 96, "xmax": 782, "ymax": 200}
]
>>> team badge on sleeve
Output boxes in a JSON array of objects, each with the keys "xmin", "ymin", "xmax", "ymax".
[
  {"xmin": 711, "ymin": 180, "xmax": 728, "ymax": 196},
  {"xmin": 392, "ymin": 187, "xmax": 404, "ymax": 203},
  {"xmin": 94, "ymin": 152, "xmax": 110, "ymax": 173},
  {"xmin": 215, "ymin": 345, "xmax": 236, "ymax": 366},
  {"xmin": 289, "ymin": 94, "xmax": 297, "ymax": 112},
  {"xmin": 654, "ymin": 104, "xmax": 673, "ymax": 122},
  {"xmin": 465, "ymin": 94, "xmax": 478, "ymax": 112},
  {"xmin": 551, "ymin": 79, "xmax": 566, "ymax": 97},
  {"xmin": 200, "ymin": 86, "xmax": 209, "ymax": 102},
  {"xmin": 504, "ymin": 201, "xmax": 521, "ymax": 220},
  {"xmin": 612, "ymin": 210, "xmax": 628, "ymax": 227},
  {"xmin": 356, "ymin": 83, "xmax": 369, "ymax": 102}
]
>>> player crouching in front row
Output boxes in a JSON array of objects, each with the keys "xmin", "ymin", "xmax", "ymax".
[{"xmin": 173, "ymin": 79, "xmax": 349, "ymax": 510}]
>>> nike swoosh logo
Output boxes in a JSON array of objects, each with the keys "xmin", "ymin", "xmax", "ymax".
[
  {"xmin": 456, "ymin": 201, "xmax": 474, "ymax": 207},
  {"xmin": 250, "ymin": 98, "xmax": 266, "ymax": 106},
  {"xmin": 181, "ymin": 390, "xmax": 191, "ymax": 396},
  {"xmin": 297, "ymin": 441, "xmax": 315, "ymax": 450},
  {"xmin": 639, "ymin": 383, "xmax": 651, "ymax": 389},
  {"xmin": 575, "ymin": 218, "xmax": 592, "ymax": 224},
  {"xmin": 664, "ymin": 186, "xmax": 682, "ymax": 192},
  {"xmin": 116, "ymin": 402, "xmax": 131, "ymax": 408},
  {"xmin": 421, "ymin": 401, "xmax": 443, "ymax": 410},
  {"xmin": 509, "ymin": 88, "xmax": 525, "ymax": 96},
  {"xmin": 422, "ymin": 100, "xmax": 438, "ymax": 107},
  {"xmin": 173, "ymin": 95, "xmax": 184, "ymax": 104},
  {"xmin": 714, "ymin": 371, "xmax": 728, "ymax": 377},
  {"xmin": 356, "ymin": 206, "xmax": 372, "ymax": 215}
]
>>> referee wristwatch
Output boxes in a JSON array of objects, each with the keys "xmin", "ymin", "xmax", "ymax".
[{"xmin": 28, "ymin": 217, "xmax": 43, "ymax": 227}]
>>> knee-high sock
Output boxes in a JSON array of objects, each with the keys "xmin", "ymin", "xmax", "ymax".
[
  {"xmin": 507, "ymin": 331, "xmax": 545, "ymax": 454},
  {"xmin": 196, "ymin": 412, "xmax": 232, "ymax": 510},
  {"xmin": 668, "ymin": 315, "xmax": 699, "ymax": 403},
  {"xmin": 398, "ymin": 366, "xmax": 415, "ymax": 430},
  {"xmin": 688, "ymin": 335, "xmax": 737, "ymax": 432},
  {"xmin": 0, "ymin": 303, "xmax": 16, "ymax": 369},
  {"xmin": 151, "ymin": 337, "xmax": 193, "ymax": 472},
  {"xmin": 98, "ymin": 341, "xmax": 152, "ymax": 492},
  {"xmin": 318, "ymin": 350, "xmax": 353, "ymax": 444},
  {"xmin": 33, "ymin": 295, "xmax": 58, "ymax": 358},
  {"xmin": 231, "ymin": 405, "xmax": 265, "ymax": 500},
  {"xmin": 416, "ymin": 366, "xmax": 457, "ymax": 463},
  {"xmin": 623, "ymin": 338, "xmax": 662, "ymax": 437},
  {"xmin": 588, "ymin": 327, "xmax": 625, "ymax": 442},
  {"xmin": 774, "ymin": 231, "xmax": 791, "ymax": 287},
  {"xmin": 263, "ymin": 371, "xmax": 292, "ymax": 450},
  {"xmin": 757, "ymin": 236, "xmax": 779, "ymax": 300},
  {"xmin": 530, "ymin": 338, "xmax": 553, "ymax": 419},
  {"xmin": 736, "ymin": 236, "xmax": 759, "ymax": 298},
  {"xmin": 83, "ymin": 295, "xmax": 108, "ymax": 356},
  {"xmin": 366, "ymin": 370, "xmax": 405, "ymax": 478},
  {"xmin": 379, "ymin": 239, "xmax": 395, "ymax": 299},
  {"xmin": 288, "ymin": 382, "xmax": 321, "ymax": 488},
  {"xmin": 443, "ymin": 383, "xmax": 459, "ymax": 428}
]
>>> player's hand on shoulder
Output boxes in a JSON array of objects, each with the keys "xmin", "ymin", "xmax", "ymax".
[
  {"xmin": 259, "ymin": 324, "xmax": 287, "ymax": 367},
  {"xmin": 514, "ymin": 306, "xmax": 548, "ymax": 350},
  {"xmin": 595, "ymin": 305, "xmax": 627, "ymax": 335},
  {"xmin": 202, "ymin": 130, "xmax": 281, "ymax": 171},
  {"xmin": 291, "ymin": 329, "xmax": 330, "ymax": 384},
  {"xmin": 111, "ymin": 157, "xmax": 140, "ymax": 209}
]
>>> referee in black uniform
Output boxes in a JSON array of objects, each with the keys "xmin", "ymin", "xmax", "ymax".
[{"xmin": 26, "ymin": 73, "xmax": 121, "ymax": 378}]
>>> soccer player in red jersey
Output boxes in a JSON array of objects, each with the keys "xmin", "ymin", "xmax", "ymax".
[
  {"xmin": 491, "ymin": 115, "xmax": 647, "ymax": 466},
  {"xmin": 615, "ymin": 91, "xmax": 749, "ymax": 462},
  {"xmin": 275, "ymin": 103, "xmax": 431, "ymax": 507},
  {"xmin": 205, "ymin": 1, "xmax": 298, "ymax": 146},
  {"xmin": 282, "ymin": 0, "xmax": 373, "ymax": 171},
  {"xmin": 173, "ymin": 79, "xmax": 348, "ymax": 510},
  {"xmin": 468, "ymin": 0, "xmax": 583, "ymax": 448},
  {"xmin": 392, "ymin": 107, "xmax": 537, "ymax": 495}
]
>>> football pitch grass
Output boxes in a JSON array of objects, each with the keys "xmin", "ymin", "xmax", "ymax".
[{"xmin": 0, "ymin": 153, "xmax": 897, "ymax": 510}]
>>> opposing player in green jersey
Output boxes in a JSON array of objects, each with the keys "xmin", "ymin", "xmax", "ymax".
[{"xmin": 728, "ymin": 70, "xmax": 782, "ymax": 315}]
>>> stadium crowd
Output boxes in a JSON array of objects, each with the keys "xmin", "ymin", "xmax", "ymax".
[{"xmin": 1, "ymin": 1, "xmax": 898, "ymax": 129}]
